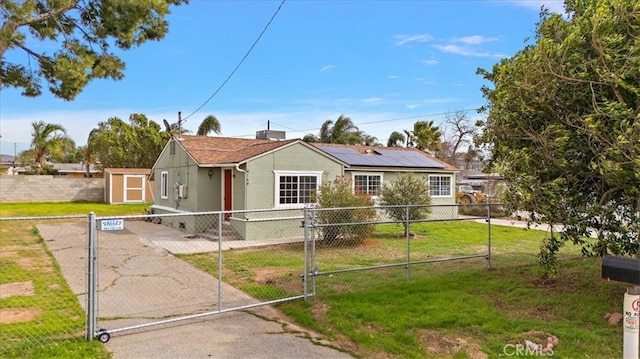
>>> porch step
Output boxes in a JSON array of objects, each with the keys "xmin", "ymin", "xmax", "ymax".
[{"xmin": 201, "ymin": 222, "xmax": 242, "ymax": 241}]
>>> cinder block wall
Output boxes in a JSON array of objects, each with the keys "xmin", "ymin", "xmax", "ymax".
[{"xmin": 0, "ymin": 176, "xmax": 104, "ymax": 203}]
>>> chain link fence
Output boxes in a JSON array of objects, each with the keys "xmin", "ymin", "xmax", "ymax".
[
  {"xmin": 2, "ymin": 203, "xmax": 503, "ymax": 352},
  {"xmin": 0, "ymin": 215, "xmax": 88, "ymax": 356},
  {"xmin": 306, "ymin": 203, "xmax": 493, "ymax": 296}
]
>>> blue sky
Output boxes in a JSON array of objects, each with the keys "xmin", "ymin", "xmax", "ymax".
[{"xmin": 0, "ymin": 0, "xmax": 565, "ymax": 156}]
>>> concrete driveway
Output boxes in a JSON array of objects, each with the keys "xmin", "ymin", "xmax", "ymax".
[{"xmin": 39, "ymin": 220, "xmax": 352, "ymax": 359}]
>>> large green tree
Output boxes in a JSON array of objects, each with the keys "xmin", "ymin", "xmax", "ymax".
[
  {"xmin": 89, "ymin": 114, "xmax": 169, "ymax": 169},
  {"xmin": 0, "ymin": 0, "xmax": 187, "ymax": 100},
  {"xmin": 477, "ymin": 0, "xmax": 639, "ymax": 272},
  {"xmin": 21, "ymin": 120, "xmax": 74, "ymax": 174}
]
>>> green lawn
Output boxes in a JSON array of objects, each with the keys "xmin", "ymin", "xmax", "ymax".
[
  {"xmin": 1, "ymin": 203, "xmax": 627, "ymax": 358},
  {"xmin": 0, "ymin": 202, "xmax": 150, "ymax": 358},
  {"xmin": 181, "ymin": 221, "xmax": 627, "ymax": 359},
  {"xmin": 0, "ymin": 202, "xmax": 151, "ymax": 217}
]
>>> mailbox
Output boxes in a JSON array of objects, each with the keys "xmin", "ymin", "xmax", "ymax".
[{"xmin": 601, "ymin": 255, "xmax": 640, "ymax": 286}]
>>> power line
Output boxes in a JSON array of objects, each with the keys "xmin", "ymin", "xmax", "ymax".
[
  {"xmin": 267, "ymin": 107, "xmax": 482, "ymax": 137},
  {"xmin": 182, "ymin": 0, "xmax": 286, "ymax": 122}
]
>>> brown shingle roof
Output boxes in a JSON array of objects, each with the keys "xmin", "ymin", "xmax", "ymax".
[{"xmin": 177, "ymin": 135, "xmax": 298, "ymax": 165}]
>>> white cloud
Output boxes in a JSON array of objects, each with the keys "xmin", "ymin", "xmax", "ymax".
[
  {"xmin": 421, "ymin": 59, "xmax": 438, "ymax": 65},
  {"xmin": 413, "ymin": 77, "xmax": 436, "ymax": 85},
  {"xmin": 394, "ymin": 34, "xmax": 433, "ymax": 46},
  {"xmin": 319, "ymin": 65, "xmax": 335, "ymax": 72},
  {"xmin": 454, "ymin": 35, "xmax": 500, "ymax": 45},
  {"xmin": 433, "ymin": 44, "xmax": 491, "ymax": 57},
  {"xmin": 432, "ymin": 35, "xmax": 502, "ymax": 57},
  {"xmin": 362, "ymin": 97, "xmax": 383, "ymax": 104}
]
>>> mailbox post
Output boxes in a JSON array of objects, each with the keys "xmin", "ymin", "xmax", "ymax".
[{"xmin": 602, "ymin": 255, "xmax": 640, "ymax": 359}]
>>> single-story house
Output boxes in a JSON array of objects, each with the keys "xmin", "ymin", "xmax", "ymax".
[
  {"xmin": 12, "ymin": 162, "xmax": 101, "ymax": 177},
  {"xmin": 104, "ymin": 168, "xmax": 154, "ymax": 204},
  {"xmin": 151, "ymin": 134, "xmax": 458, "ymax": 240}
]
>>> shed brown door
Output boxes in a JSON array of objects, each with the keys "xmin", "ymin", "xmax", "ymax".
[
  {"xmin": 124, "ymin": 175, "xmax": 145, "ymax": 202},
  {"xmin": 224, "ymin": 169, "xmax": 232, "ymax": 220}
]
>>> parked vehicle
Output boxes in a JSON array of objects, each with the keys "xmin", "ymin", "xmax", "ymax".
[{"xmin": 456, "ymin": 185, "xmax": 485, "ymax": 204}]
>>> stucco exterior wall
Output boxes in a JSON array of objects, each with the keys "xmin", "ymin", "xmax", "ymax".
[
  {"xmin": 0, "ymin": 176, "xmax": 104, "ymax": 203},
  {"xmin": 246, "ymin": 144, "xmax": 344, "ymax": 209},
  {"xmin": 152, "ymin": 142, "xmax": 199, "ymax": 212}
]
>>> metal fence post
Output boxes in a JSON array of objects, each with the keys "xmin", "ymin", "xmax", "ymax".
[
  {"xmin": 86, "ymin": 212, "xmax": 97, "ymax": 341},
  {"xmin": 405, "ymin": 205, "xmax": 411, "ymax": 281},
  {"xmin": 487, "ymin": 203, "xmax": 492, "ymax": 269},
  {"xmin": 217, "ymin": 212, "xmax": 222, "ymax": 311},
  {"xmin": 303, "ymin": 207, "xmax": 309, "ymax": 300},
  {"xmin": 311, "ymin": 207, "xmax": 317, "ymax": 297}
]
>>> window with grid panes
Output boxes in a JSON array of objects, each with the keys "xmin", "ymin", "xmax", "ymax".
[
  {"xmin": 353, "ymin": 174, "xmax": 382, "ymax": 196},
  {"xmin": 275, "ymin": 172, "xmax": 320, "ymax": 207},
  {"xmin": 428, "ymin": 175, "xmax": 452, "ymax": 197}
]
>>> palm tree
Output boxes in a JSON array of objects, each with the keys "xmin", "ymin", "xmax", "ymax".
[
  {"xmin": 304, "ymin": 115, "xmax": 377, "ymax": 145},
  {"xmin": 314, "ymin": 115, "xmax": 364, "ymax": 144},
  {"xmin": 361, "ymin": 134, "xmax": 380, "ymax": 146},
  {"xmin": 302, "ymin": 134, "xmax": 320, "ymax": 143},
  {"xmin": 197, "ymin": 115, "xmax": 222, "ymax": 136},
  {"xmin": 330, "ymin": 115, "xmax": 363, "ymax": 144},
  {"xmin": 409, "ymin": 120, "xmax": 442, "ymax": 153},
  {"xmin": 387, "ymin": 131, "xmax": 405, "ymax": 147},
  {"xmin": 28, "ymin": 121, "xmax": 72, "ymax": 174}
]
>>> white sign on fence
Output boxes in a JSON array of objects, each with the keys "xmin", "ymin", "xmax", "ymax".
[{"xmin": 101, "ymin": 219, "xmax": 124, "ymax": 231}]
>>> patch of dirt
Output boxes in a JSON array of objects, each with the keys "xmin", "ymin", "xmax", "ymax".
[
  {"xmin": 0, "ymin": 307, "xmax": 43, "ymax": 324},
  {"xmin": 0, "ymin": 246, "xmax": 54, "ymax": 271},
  {"xmin": 419, "ymin": 329, "xmax": 487, "ymax": 359},
  {"xmin": 490, "ymin": 298, "xmax": 558, "ymax": 321},
  {"xmin": 474, "ymin": 245, "xmax": 498, "ymax": 254},
  {"xmin": 15, "ymin": 256, "xmax": 54, "ymax": 272},
  {"xmin": 0, "ymin": 281, "xmax": 36, "ymax": 299},
  {"xmin": 254, "ymin": 267, "xmax": 300, "ymax": 293}
]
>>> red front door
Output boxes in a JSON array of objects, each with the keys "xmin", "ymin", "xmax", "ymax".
[{"xmin": 224, "ymin": 169, "xmax": 232, "ymax": 220}]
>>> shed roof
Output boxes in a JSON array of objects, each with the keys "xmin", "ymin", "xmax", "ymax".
[{"xmin": 105, "ymin": 168, "xmax": 152, "ymax": 175}]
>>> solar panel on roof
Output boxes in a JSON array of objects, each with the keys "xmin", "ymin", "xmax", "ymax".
[
  {"xmin": 317, "ymin": 146, "xmax": 445, "ymax": 168},
  {"xmin": 374, "ymin": 149, "xmax": 445, "ymax": 168}
]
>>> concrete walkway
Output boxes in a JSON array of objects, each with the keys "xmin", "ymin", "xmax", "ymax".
[{"xmin": 39, "ymin": 220, "xmax": 353, "ymax": 359}]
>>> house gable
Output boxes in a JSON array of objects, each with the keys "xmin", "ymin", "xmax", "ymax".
[{"xmin": 244, "ymin": 142, "xmax": 344, "ymax": 209}]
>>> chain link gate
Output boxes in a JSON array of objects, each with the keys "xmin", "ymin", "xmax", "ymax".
[{"xmin": 87, "ymin": 209, "xmax": 311, "ymax": 343}]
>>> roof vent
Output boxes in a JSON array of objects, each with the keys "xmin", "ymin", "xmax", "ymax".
[{"xmin": 256, "ymin": 130, "xmax": 286, "ymax": 140}]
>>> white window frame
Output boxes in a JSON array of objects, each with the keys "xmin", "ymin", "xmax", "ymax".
[
  {"xmin": 428, "ymin": 174, "xmax": 453, "ymax": 197},
  {"xmin": 351, "ymin": 172, "xmax": 383, "ymax": 198},
  {"xmin": 160, "ymin": 171, "xmax": 169, "ymax": 199},
  {"xmin": 274, "ymin": 171, "xmax": 322, "ymax": 208}
]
